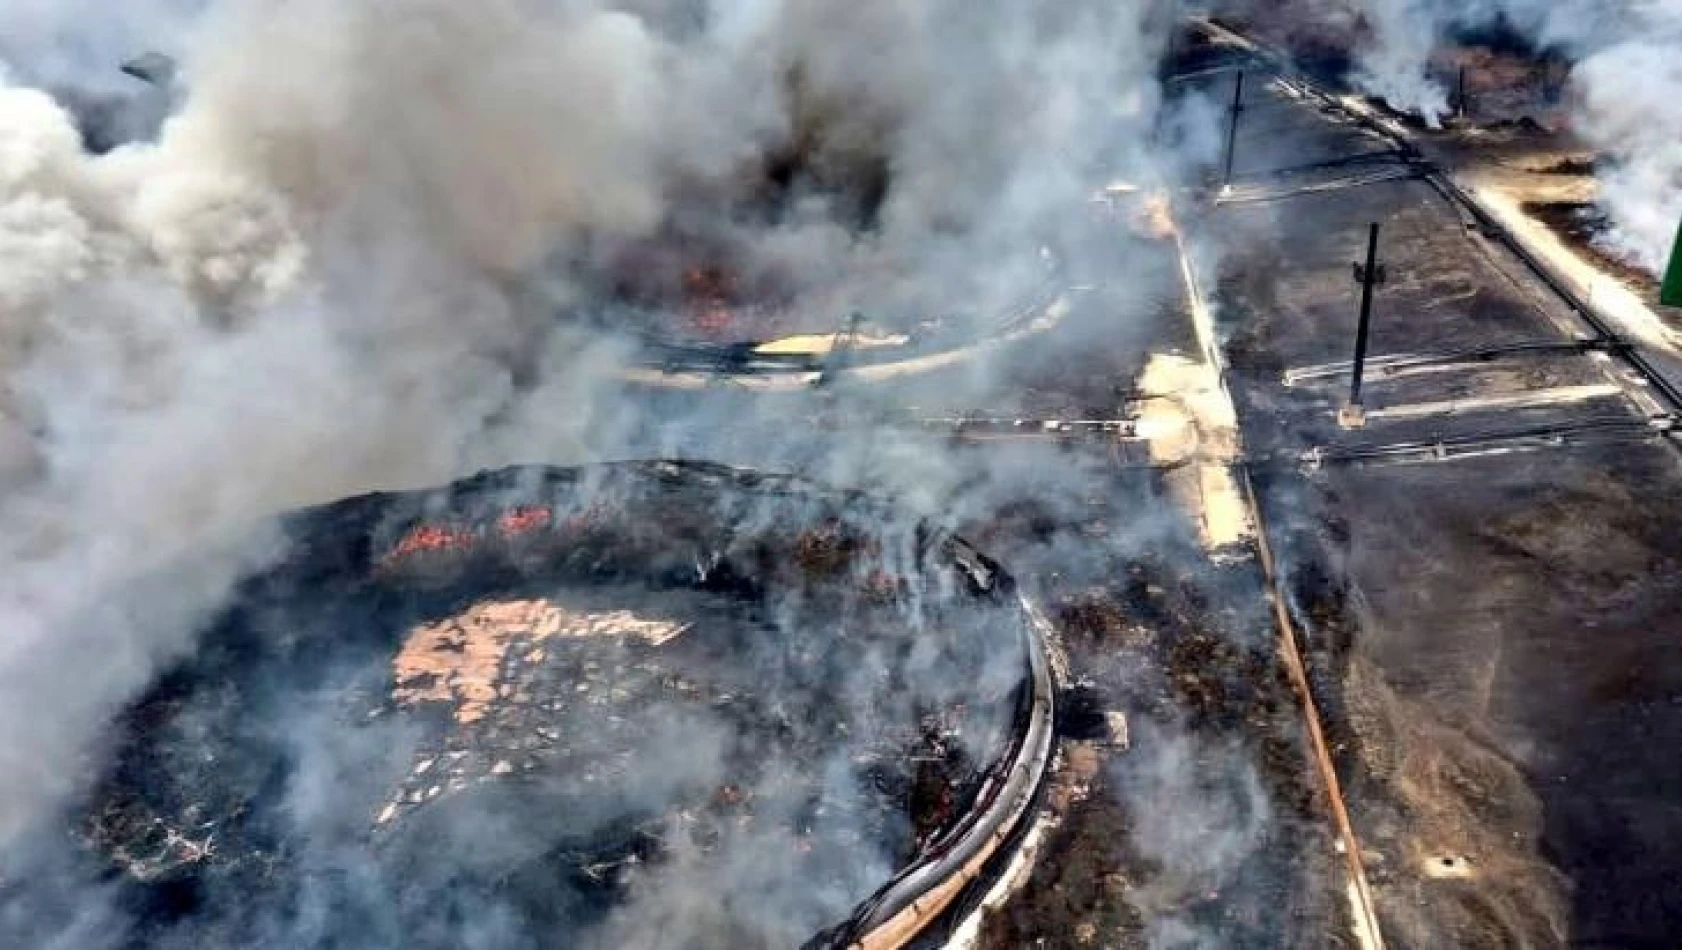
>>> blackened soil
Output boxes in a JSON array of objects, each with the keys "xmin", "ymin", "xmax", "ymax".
[
  {"xmin": 1522, "ymin": 201, "xmax": 1655, "ymax": 290},
  {"xmin": 976, "ymin": 524, "xmax": 1349, "ymax": 949}
]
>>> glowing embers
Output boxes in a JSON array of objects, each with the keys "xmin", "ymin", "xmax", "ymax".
[
  {"xmin": 604, "ymin": 234, "xmax": 924, "ymax": 352},
  {"xmin": 607, "ymin": 236, "xmax": 803, "ymax": 345},
  {"xmin": 67, "ymin": 464, "xmax": 1034, "ymax": 948},
  {"xmin": 597, "ymin": 230, "xmax": 1069, "ymax": 385},
  {"xmin": 496, "ymin": 504, "xmax": 554, "ymax": 536},
  {"xmin": 391, "ymin": 599, "xmax": 689, "ymax": 725},
  {"xmin": 680, "ymin": 262, "xmax": 771, "ymax": 340},
  {"xmin": 1092, "ymin": 183, "xmax": 1178, "ymax": 241},
  {"xmin": 382, "ymin": 522, "xmax": 479, "ymax": 564},
  {"xmin": 376, "ymin": 501, "xmax": 607, "ymax": 575}
]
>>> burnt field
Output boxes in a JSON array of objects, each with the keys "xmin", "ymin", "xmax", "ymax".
[
  {"xmin": 1188, "ymin": 21, "xmax": 1682, "ymax": 947},
  {"xmin": 8, "ymin": 9, "xmax": 1680, "ymax": 950},
  {"xmin": 1519, "ymin": 200, "xmax": 1656, "ymax": 289},
  {"xmin": 569, "ymin": 85, "xmax": 1361, "ymax": 941},
  {"xmin": 3, "ymin": 463, "xmax": 1040, "ymax": 949},
  {"xmin": 0, "ymin": 26, "xmax": 1363, "ymax": 946},
  {"xmin": 967, "ymin": 488, "xmax": 1350, "ymax": 950}
]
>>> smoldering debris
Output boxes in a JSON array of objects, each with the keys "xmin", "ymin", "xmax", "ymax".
[
  {"xmin": 973, "ymin": 547, "xmax": 1347, "ymax": 950},
  {"xmin": 3, "ymin": 463, "xmax": 1034, "ymax": 949}
]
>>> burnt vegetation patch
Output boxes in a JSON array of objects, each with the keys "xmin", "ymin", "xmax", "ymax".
[
  {"xmin": 980, "ymin": 553, "xmax": 1346, "ymax": 949},
  {"xmin": 1521, "ymin": 200, "xmax": 1655, "ymax": 288},
  {"xmin": 5, "ymin": 463, "xmax": 1038, "ymax": 949}
]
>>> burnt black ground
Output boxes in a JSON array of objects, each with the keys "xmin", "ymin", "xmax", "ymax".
[
  {"xmin": 966, "ymin": 482, "xmax": 1352, "ymax": 950},
  {"xmin": 6, "ymin": 466, "xmax": 1032, "ymax": 950},
  {"xmin": 31, "ymin": 21, "xmax": 1682, "ymax": 949},
  {"xmin": 603, "ymin": 156, "xmax": 1356, "ymax": 943},
  {"xmin": 1189, "ymin": 25, "xmax": 1682, "ymax": 948}
]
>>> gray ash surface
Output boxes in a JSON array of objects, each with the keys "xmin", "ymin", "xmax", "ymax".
[{"xmin": 3, "ymin": 463, "xmax": 1030, "ymax": 950}]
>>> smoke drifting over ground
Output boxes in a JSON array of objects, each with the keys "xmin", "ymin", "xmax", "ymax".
[
  {"xmin": 1572, "ymin": 33, "xmax": 1682, "ymax": 274},
  {"xmin": 0, "ymin": 1, "xmax": 1208, "ymax": 947},
  {"xmin": 1212, "ymin": 0, "xmax": 1681, "ymax": 275}
]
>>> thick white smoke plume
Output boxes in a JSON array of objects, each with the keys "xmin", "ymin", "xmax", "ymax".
[
  {"xmin": 0, "ymin": 0, "xmax": 680, "ymax": 848},
  {"xmin": 1352, "ymin": 0, "xmax": 1451, "ymax": 125},
  {"xmin": 1369, "ymin": 0, "xmax": 1680, "ymax": 274},
  {"xmin": 1573, "ymin": 30, "xmax": 1682, "ymax": 274},
  {"xmin": 1277, "ymin": 0, "xmax": 1601, "ymax": 123}
]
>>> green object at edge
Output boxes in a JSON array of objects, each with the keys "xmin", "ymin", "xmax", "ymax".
[{"xmin": 1663, "ymin": 217, "xmax": 1682, "ymax": 308}]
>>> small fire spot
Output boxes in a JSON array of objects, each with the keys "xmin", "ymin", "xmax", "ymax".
[
  {"xmin": 381, "ymin": 523, "xmax": 479, "ymax": 568},
  {"xmin": 496, "ymin": 506, "xmax": 553, "ymax": 537}
]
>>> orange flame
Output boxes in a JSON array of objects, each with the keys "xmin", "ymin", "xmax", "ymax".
[
  {"xmin": 682, "ymin": 264, "xmax": 743, "ymax": 337},
  {"xmin": 496, "ymin": 506, "xmax": 554, "ymax": 537},
  {"xmin": 380, "ymin": 522, "xmax": 479, "ymax": 570}
]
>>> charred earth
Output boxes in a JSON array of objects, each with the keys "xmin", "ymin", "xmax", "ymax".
[{"xmin": 2, "ymin": 462, "xmax": 1043, "ymax": 950}]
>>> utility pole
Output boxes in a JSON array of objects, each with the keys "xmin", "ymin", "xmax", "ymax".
[
  {"xmin": 815, "ymin": 310, "xmax": 865, "ymax": 388},
  {"xmin": 1342, "ymin": 222, "xmax": 1386, "ymax": 428},
  {"xmin": 1539, "ymin": 53, "xmax": 1564, "ymax": 106},
  {"xmin": 1221, "ymin": 71, "xmax": 1246, "ymax": 189},
  {"xmin": 1455, "ymin": 65, "xmax": 1467, "ymax": 119}
]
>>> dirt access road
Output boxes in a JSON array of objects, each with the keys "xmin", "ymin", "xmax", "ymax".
[{"xmin": 1187, "ymin": 20, "xmax": 1682, "ymax": 948}]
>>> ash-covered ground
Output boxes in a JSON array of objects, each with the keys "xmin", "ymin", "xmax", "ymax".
[
  {"xmin": 3, "ymin": 3, "xmax": 1681, "ymax": 950},
  {"xmin": 1181, "ymin": 19, "xmax": 1682, "ymax": 947},
  {"xmin": 8, "ymin": 464, "xmax": 1031, "ymax": 949}
]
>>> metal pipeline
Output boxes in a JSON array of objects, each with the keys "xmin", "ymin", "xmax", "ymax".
[{"xmin": 819, "ymin": 542, "xmax": 1058, "ymax": 950}]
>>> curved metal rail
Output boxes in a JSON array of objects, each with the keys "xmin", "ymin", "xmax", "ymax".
[
  {"xmin": 369, "ymin": 459, "xmax": 1058, "ymax": 949},
  {"xmin": 818, "ymin": 541, "xmax": 1058, "ymax": 950}
]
